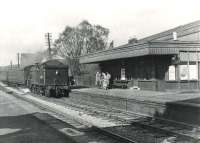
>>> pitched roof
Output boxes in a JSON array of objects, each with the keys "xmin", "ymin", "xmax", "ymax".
[
  {"xmin": 137, "ymin": 20, "xmax": 200, "ymax": 43},
  {"xmin": 80, "ymin": 20, "xmax": 200, "ymax": 64},
  {"xmin": 80, "ymin": 41, "xmax": 200, "ymax": 63}
]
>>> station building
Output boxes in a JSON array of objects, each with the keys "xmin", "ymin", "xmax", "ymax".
[{"xmin": 80, "ymin": 20, "xmax": 200, "ymax": 91}]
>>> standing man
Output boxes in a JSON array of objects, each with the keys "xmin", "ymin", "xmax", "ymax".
[
  {"xmin": 95, "ymin": 72, "xmax": 101, "ymax": 88},
  {"xmin": 106, "ymin": 72, "xmax": 111, "ymax": 89},
  {"xmin": 102, "ymin": 72, "xmax": 106, "ymax": 89}
]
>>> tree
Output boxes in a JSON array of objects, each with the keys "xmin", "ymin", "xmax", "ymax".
[{"xmin": 53, "ymin": 20, "xmax": 109, "ymax": 75}]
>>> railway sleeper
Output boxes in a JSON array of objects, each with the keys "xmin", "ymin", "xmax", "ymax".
[{"xmin": 131, "ymin": 121, "xmax": 199, "ymax": 142}]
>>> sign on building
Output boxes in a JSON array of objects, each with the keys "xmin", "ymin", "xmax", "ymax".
[
  {"xmin": 121, "ymin": 68, "xmax": 126, "ymax": 80},
  {"xmin": 179, "ymin": 64, "xmax": 198, "ymax": 80},
  {"xmin": 179, "ymin": 51, "xmax": 200, "ymax": 62}
]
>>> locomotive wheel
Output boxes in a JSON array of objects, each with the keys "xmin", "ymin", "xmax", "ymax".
[
  {"xmin": 33, "ymin": 86, "xmax": 36, "ymax": 94},
  {"xmin": 64, "ymin": 90, "xmax": 69, "ymax": 97},
  {"xmin": 44, "ymin": 89, "xmax": 49, "ymax": 97},
  {"xmin": 42, "ymin": 88, "xmax": 45, "ymax": 96},
  {"xmin": 29, "ymin": 86, "xmax": 33, "ymax": 92},
  {"xmin": 49, "ymin": 89, "xmax": 56, "ymax": 97}
]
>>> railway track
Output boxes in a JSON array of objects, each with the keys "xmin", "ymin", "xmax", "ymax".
[
  {"xmin": 23, "ymin": 92, "xmax": 200, "ymax": 142},
  {"xmin": 53, "ymin": 98, "xmax": 200, "ymax": 142},
  {"xmin": 92, "ymin": 126, "xmax": 138, "ymax": 143},
  {"xmin": 1, "ymin": 85, "xmax": 200, "ymax": 143}
]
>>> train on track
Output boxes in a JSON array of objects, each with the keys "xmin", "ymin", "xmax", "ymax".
[{"xmin": 0, "ymin": 59, "xmax": 70, "ymax": 97}]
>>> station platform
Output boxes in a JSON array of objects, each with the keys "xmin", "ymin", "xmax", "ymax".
[
  {"xmin": 72, "ymin": 88, "xmax": 200, "ymax": 103},
  {"xmin": 71, "ymin": 88, "xmax": 200, "ymax": 125}
]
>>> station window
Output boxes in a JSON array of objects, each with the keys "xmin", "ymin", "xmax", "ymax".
[
  {"xmin": 168, "ymin": 65, "xmax": 175, "ymax": 80},
  {"xmin": 179, "ymin": 64, "xmax": 198, "ymax": 80}
]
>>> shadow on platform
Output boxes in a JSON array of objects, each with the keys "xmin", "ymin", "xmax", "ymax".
[
  {"xmin": 155, "ymin": 97, "xmax": 200, "ymax": 125},
  {"xmin": 0, "ymin": 113, "xmax": 76, "ymax": 143}
]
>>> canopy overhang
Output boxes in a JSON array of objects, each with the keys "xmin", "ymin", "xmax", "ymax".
[{"xmin": 80, "ymin": 41, "xmax": 200, "ymax": 64}]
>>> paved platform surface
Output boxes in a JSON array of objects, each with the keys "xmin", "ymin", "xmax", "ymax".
[
  {"xmin": 0, "ymin": 90, "xmax": 77, "ymax": 143},
  {"xmin": 72, "ymin": 88, "xmax": 200, "ymax": 103}
]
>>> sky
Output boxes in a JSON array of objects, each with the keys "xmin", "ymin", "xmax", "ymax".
[{"xmin": 0, "ymin": 0, "xmax": 200, "ymax": 66}]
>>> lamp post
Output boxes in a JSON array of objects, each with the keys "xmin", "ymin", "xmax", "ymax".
[{"xmin": 172, "ymin": 54, "xmax": 180, "ymax": 90}]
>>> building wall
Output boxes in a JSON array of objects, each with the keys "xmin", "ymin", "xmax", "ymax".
[
  {"xmin": 100, "ymin": 55, "xmax": 171, "ymax": 80},
  {"xmin": 81, "ymin": 54, "xmax": 200, "ymax": 91},
  {"xmin": 99, "ymin": 55, "xmax": 172, "ymax": 90}
]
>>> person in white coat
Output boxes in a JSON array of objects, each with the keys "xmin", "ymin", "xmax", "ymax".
[
  {"xmin": 95, "ymin": 72, "xmax": 101, "ymax": 88},
  {"xmin": 102, "ymin": 72, "xmax": 107, "ymax": 89},
  {"xmin": 106, "ymin": 72, "xmax": 111, "ymax": 89}
]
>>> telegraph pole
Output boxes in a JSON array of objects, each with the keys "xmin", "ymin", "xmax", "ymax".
[
  {"xmin": 10, "ymin": 60, "xmax": 12, "ymax": 70},
  {"xmin": 17, "ymin": 53, "xmax": 20, "ymax": 68},
  {"xmin": 45, "ymin": 33, "xmax": 52, "ymax": 59}
]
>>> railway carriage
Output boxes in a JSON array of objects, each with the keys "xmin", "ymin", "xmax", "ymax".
[{"xmin": 1, "ymin": 69, "xmax": 25, "ymax": 86}]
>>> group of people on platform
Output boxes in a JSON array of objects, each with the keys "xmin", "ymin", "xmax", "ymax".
[{"xmin": 95, "ymin": 72, "xmax": 111, "ymax": 90}]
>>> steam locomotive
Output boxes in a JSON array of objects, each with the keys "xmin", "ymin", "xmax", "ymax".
[{"xmin": 1, "ymin": 59, "xmax": 70, "ymax": 97}]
